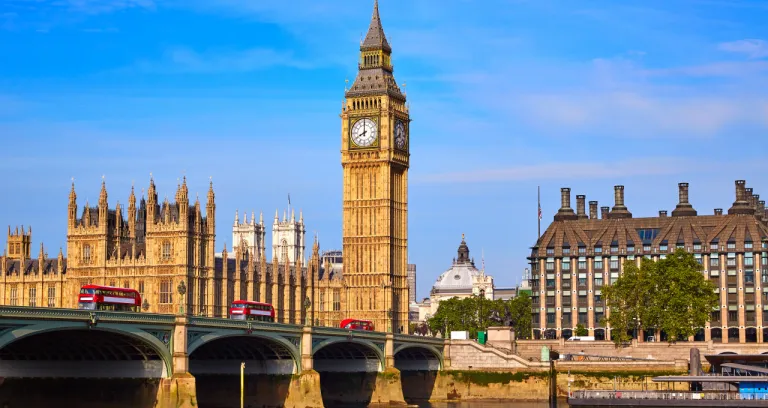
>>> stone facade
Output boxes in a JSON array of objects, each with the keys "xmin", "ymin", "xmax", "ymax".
[{"xmin": 530, "ymin": 180, "xmax": 768, "ymax": 343}]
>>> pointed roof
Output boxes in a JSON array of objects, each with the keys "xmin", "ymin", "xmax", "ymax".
[{"xmin": 362, "ymin": 0, "xmax": 391, "ymax": 52}]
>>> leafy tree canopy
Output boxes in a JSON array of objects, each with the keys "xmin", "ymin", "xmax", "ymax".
[
  {"xmin": 427, "ymin": 293, "xmax": 532, "ymax": 339},
  {"xmin": 602, "ymin": 249, "xmax": 718, "ymax": 345}
]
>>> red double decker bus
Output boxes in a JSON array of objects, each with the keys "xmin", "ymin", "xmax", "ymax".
[
  {"xmin": 229, "ymin": 300, "xmax": 275, "ymax": 322},
  {"xmin": 77, "ymin": 284, "xmax": 141, "ymax": 312},
  {"xmin": 340, "ymin": 318, "xmax": 374, "ymax": 331}
]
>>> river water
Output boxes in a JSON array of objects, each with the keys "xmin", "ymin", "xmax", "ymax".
[{"xmin": 326, "ymin": 402, "xmax": 570, "ymax": 408}]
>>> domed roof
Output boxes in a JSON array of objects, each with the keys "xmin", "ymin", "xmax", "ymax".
[{"xmin": 433, "ymin": 235, "xmax": 480, "ymax": 291}]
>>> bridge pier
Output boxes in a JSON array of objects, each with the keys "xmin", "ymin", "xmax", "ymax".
[
  {"xmin": 157, "ymin": 316, "xmax": 197, "ymax": 408},
  {"xmin": 283, "ymin": 326, "xmax": 324, "ymax": 408},
  {"xmin": 369, "ymin": 333, "xmax": 406, "ymax": 406}
]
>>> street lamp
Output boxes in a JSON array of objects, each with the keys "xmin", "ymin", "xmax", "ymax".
[
  {"xmin": 387, "ymin": 308, "xmax": 393, "ymax": 333},
  {"xmin": 177, "ymin": 280, "xmax": 187, "ymax": 315},
  {"xmin": 142, "ymin": 299, "xmax": 150, "ymax": 312},
  {"xmin": 633, "ymin": 317, "xmax": 641, "ymax": 341},
  {"xmin": 304, "ymin": 296, "xmax": 311, "ymax": 326}
]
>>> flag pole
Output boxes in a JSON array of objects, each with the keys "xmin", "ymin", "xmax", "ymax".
[{"xmin": 538, "ymin": 185, "xmax": 541, "ymax": 239}]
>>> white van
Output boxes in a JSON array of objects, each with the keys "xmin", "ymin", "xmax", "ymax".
[{"xmin": 567, "ymin": 336, "xmax": 595, "ymax": 341}]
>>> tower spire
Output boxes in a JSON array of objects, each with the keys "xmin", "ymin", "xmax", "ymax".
[{"xmin": 362, "ymin": 0, "xmax": 390, "ymax": 51}]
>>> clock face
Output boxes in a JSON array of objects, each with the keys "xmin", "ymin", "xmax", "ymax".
[
  {"xmin": 394, "ymin": 120, "xmax": 406, "ymax": 149},
  {"xmin": 351, "ymin": 118, "xmax": 377, "ymax": 147}
]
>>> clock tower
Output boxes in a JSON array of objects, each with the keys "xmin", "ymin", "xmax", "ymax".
[{"xmin": 341, "ymin": 0, "xmax": 410, "ymax": 333}]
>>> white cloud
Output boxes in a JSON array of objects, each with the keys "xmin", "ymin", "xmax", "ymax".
[
  {"xmin": 718, "ymin": 39, "xmax": 768, "ymax": 59},
  {"xmin": 131, "ymin": 47, "xmax": 315, "ymax": 74}
]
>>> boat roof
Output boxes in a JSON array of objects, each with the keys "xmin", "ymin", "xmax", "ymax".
[
  {"xmin": 653, "ymin": 376, "xmax": 768, "ymax": 383},
  {"xmin": 705, "ymin": 354, "xmax": 768, "ymax": 364}
]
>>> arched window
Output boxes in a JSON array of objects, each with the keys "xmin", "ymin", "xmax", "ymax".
[
  {"xmin": 162, "ymin": 241, "xmax": 172, "ymax": 261},
  {"xmin": 281, "ymin": 239, "xmax": 288, "ymax": 262},
  {"xmin": 82, "ymin": 244, "xmax": 91, "ymax": 264}
]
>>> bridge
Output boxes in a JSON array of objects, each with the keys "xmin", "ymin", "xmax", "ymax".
[{"xmin": 0, "ymin": 306, "xmax": 448, "ymax": 408}]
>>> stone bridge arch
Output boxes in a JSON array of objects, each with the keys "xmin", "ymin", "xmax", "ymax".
[
  {"xmin": 0, "ymin": 320, "xmax": 173, "ymax": 378},
  {"xmin": 393, "ymin": 344, "xmax": 443, "ymax": 371},
  {"xmin": 312, "ymin": 337, "xmax": 385, "ymax": 372},
  {"xmin": 187, "ymin": 331, "xmax": 301, "ymax": 375}
]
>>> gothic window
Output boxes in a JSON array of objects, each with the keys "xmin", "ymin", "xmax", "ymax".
[
  {"xmin": 9, "ymin": 285, "xmax": 17, "ymax": 306},
  {"xmin": 82, "ymin": 244, "xmax": 91, "ymax": 264},
  {"xmin": 160, "ymin": 279, "xmax": 172, "ymax": 304},
  {"xmin": 281, "ymin": 239, "xmax": 288, "ymax": 262},
  {"xmin": 47, "ymin": 285, "xmax": 56, "ymax": 307},
  {"xmin": 139, "ymin": 281, "xmax": 145, "ymax": 297},
  {"xmin": 123, "ymin": 280, "xmax": 130, "ymax": 289},
  {"xmin": 29, "ymin": 287, "xmax": 37, "ymax": 307},
  {"xmin": 110, "ymin": 280, "xmax": 116, "ymax": 287},
  {"xmin": 333, "ymin": 289, "xmax": 341, "ymax": 311},
  {"xmin": 319, "ymin": 290, "xmax": 325, "ymax": 312},
  {"xmin": 162, "ymin": 241, "xmax": 172, "ymax": 261}
]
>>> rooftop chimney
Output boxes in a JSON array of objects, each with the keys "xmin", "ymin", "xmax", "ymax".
[
  {"xmin": 589, "ymin": 201, "xmax": 598, "ymax": 219},
  {"xmin": 714, "ymin": 208, "xmax": 723, "ymax": 216},
  {"xmin": 601, "ymin": 206, "xmax": 610, "ymax": 219},
  {"xmin": 671, "ymin": 182, "xmax": 697, "ymax": 217},
  {"xmin": 576, "ymin": 195, "xmax": 588, "ymax": 220},
  {"xmin": 758, "ymin": 200, "xmax": 765, "ymax": 221},
  {"xmin": 608, "ymin": 185, "xmax": 632, "ymax": 219},
  {"xmin": 554, "ymin": 188, "xmax": 579, "ymax": 221},
  {"xmin": 728, "ymin": 180, "xmax": 754, "ymax": 215},
  {"xmin": 659, "ymin": 210, "xmax": 668, "ymax": 217}
]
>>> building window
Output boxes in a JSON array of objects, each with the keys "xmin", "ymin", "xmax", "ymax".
[
  {"xmin": 160, "ymin": 280, "xmax": 172, "ymax": 304},
  {"xmin": 562, "ymin": 260, "xmax": 571, "ymax": 272},
  {"xmin": 627, "ymin": 246, "xmax": 635, "ymax": 253},
  {"xmin": 82, "ymin": 244, "xmax": 91, "ymax": 264},
  {"xmin": 578, "ymin": 260, "xmax": 587, "ymax": 269},
  {"xmin": 29, "ymin": 287, "xmax": 37, "ymax": 307},
  {"xmin": 610, "ymin": 246, "xmax": 618, "ymax": 254},
  {"xmin": 9, "ymin": 286, "xmax": 17, "ymax": 306},
  {"xmin": 281, "ymin": 239, "xmax": 289, "ymax": 261},
  {"xmin": 546, "ymin": 248, "xmax": 554, "ymax": 256},
  {"xmin": 563, "ymin": 247, "xmax": 570, "ymax": 255},
  {"xmin": 745, "ymin": 270, "xmax": 755, "ymax": 284},
  {"xmin": 578, "ymin": 247, "xmax": 586, "ymax": 255},
  {"xmin": 332, "ymin": 289, "xmax": 341, "ymax": 311},
  {"xmin": 710, "ymin": 243, "xmax": 718, "ymax": 250},
  {"xmin": 643, "ymin": 245, "xmax": 651, "ymax": 252},
  {"xmin": 110, "ymin": 280, "xmax": 116, "ymax": 287},
  {"xmin": 745, "ymin": 255, "xmax": 754, "ymax": 266},
  {"xmin": 727, "ymin": 242, "xmax": 735, "ymax": 250},
  {"xmin": 595, "ymin": 260, "xmax": 603, "ymax": 270},
  {"xmin": 594, "ymin": 246, "xmax": 602, "ymax": 254},
  {"xmin": 123, "ymin": 280, "xmax": 130, "ymax": 289},
  {"xmin": 139, "ymin": 281, "xmax": 145, "ymax": 297},
  {"xmin": 660, "ymin": 245, "xmax": 668, "ymax": 252},
  {"xmin": 162, "ymin": 241, "xmax": 172, "ymax": 261},
  {"xmin": 319, "ymin": 290, "xmax": 325, "ymax": 312},
  {"xmin": 610, "ymin": 259, "xmax": 619, "ymax": 269},
  {"xmin": 594, "ymin": 276, "xmax": 603, "ymax": 287},
  {"xmin": 694, "ymin": 243, "xmax": 701, "ymax": 251},
  {"xmin": 726, "ymin": 258, "xmax": 736, "ymax": 267},
  {"xmin": 710, "ymin": 257, "xmax": 720, "ymax": 267},
  {"xmin": 546, "ymin": 262, "xmax": 554, "ymax": 271},
  {"xmin": 47, "ymin": 285, "xmax": 56, "ymax": 307}
]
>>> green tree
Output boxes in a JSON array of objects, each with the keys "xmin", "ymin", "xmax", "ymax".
[
  {"xmin": 575, "ymin": 323, "xmax": 588, "ymax": 337},
  {"xmin": 427, "ymin": 293, "xmax": 533, "ymax": 340},
  {"xmin": 603, "ymin": 249, "xmax": 718, "ymax": 345}
]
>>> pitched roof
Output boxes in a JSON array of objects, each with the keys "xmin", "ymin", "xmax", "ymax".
[{"xmin": 361, "ymin": 0, "xmax": 391, "ymax": 52}]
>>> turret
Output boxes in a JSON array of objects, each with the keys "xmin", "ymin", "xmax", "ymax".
[
  {"xmin": 37, "ymin": 242, "xmax": 45, "ymax": 274},
  {"xmin": 179, "ymin": 176, "xmax": 189, "ymax": 225},
  {"xmin": 147, "ymin": 175, "xmax": 158, "ymax": 224},
  {"xmin": 206, "ymin": 178, "xmax": 216, "ymax": 235},
  {"xmin": 68, "ymin": 180, "xmax": 77, "ymax": 227},
  {"xmin": 98, "ymin": 177, "xmax": 108, "ymax": 230},
  {"xmin": 128, "ymin": 184, "xmax": 137, "ymax": 239}
]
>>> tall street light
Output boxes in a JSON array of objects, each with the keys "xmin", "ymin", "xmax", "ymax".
[
  {"xmin": 177, "ymin": 280, "xmax": 187, "ymax": 315},
  {"xmin": 304, "ymin": 296, "xmax": 312, "ymax": 326}
]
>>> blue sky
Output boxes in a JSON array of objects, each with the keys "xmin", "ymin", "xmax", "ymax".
[{"xmin": 1, "ymin": 0, "xmax": 766, "ymax": 300}]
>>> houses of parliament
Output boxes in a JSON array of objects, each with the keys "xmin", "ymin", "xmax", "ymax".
[{"xmin": 0, "ymin": 1, "xmax": 411, "ymax": 332}]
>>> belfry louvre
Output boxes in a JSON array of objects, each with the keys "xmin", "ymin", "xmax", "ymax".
[{"xmin": 529, "ymin": 180, "xmax": 768, "ymax": 344}]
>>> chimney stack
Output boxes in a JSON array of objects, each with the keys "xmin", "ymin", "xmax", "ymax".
[
  {"xmin": 672, "ymin": 182, "xmax": 697, "ymax": 217},
  {"xmin": 554, "ymin": 187, "xmax": 578, "ymax": 221},
  {"xmin": 601, "ymin": 206, "xmax": 610, "ymax": 219},
  {"xmin": 659, "ymin": 210, "xmax": 668, "ymax": 217},
  {"xmin": 609, "ymin": 185, "xmax": 632, "ymax": 219},
  {"xmin": 589, "ymin": 201, "xmax": 598, "ymax": 219},
  {"xmin": 758, "ymin": 200, "xmax": 765, "ymax": 221},
  {"xmin": 576, "ymin": 195, "xmax": 588, "ymax": 220},
  {"xmin": 728, "ymin": 180, "xmax": 754, "ymax": 215},
  {"xmin": 714, "ymin": 208, "xmax": 723, "ymax": 216}
]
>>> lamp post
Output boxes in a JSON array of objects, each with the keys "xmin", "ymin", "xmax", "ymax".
[
  {"xmin": 633, "ymin": 317, "xmax": 641, "ymax": 342},
  {"xmin": 304, "ymin": 296, "xmax": 311, "ymax": 326},
  {"xmin": 387, "ymin": 308, "xmax": 393, "ymax": 333},
  {"xmin": 240, "ymin": 361, "xmax": 245, "ymax": 408},
  {"xmin": 142, "ymin": 299, "xmax": 150, "ymax": 312},
  {"xmin": 177, "ymin": 280, "xmax": 187, "ymax": 315}
]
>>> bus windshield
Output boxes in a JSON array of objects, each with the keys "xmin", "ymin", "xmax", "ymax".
[{"xmin": 80, "ymin": 288, "xmax": 95, "ymax": 295}]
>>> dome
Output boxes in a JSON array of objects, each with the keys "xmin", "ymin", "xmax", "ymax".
[{"xmin": 432, "ymin": 235, "xmax": 481, "ymax": 291}]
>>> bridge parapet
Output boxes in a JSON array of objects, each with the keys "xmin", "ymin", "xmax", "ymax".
[{"xmin": 0, "ymin": 306, "xmax": 176, "ymax": 325}]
